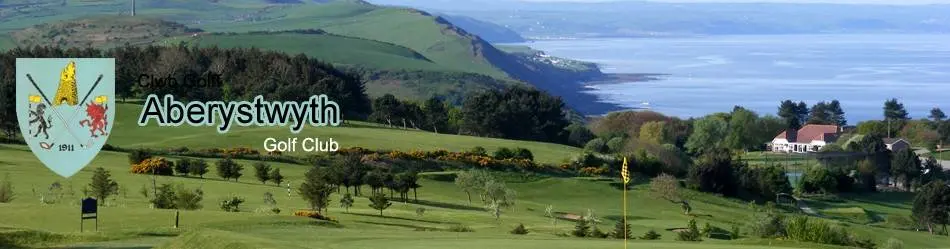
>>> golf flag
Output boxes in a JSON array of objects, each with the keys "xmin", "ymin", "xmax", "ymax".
[{"xmin": 621, "ymin": 156, "xmax": 630, "ymax": 184}]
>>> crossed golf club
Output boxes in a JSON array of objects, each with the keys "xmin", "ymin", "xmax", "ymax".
[{"xmin": 26, "ymin": 73, "xmax": 104, "ymax": 149}]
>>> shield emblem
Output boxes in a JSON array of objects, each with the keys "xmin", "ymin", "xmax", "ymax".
[{"xmin": 16, "ymin": 58, "xmax": 115, "ymax": 178}]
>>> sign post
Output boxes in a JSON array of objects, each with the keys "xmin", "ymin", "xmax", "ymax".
[{"xmin": 80, "ymin": 197, "xmax": 98, "ymax": 232}]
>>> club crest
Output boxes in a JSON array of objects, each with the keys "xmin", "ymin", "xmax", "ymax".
[{"xmin": 16, "ymin": 58, "xmax": 116, "ymax": 178}]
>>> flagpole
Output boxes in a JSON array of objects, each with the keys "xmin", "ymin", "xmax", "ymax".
[{"xmin": 621, "ymin": 157, "xmax": 629, "ymax": 249}]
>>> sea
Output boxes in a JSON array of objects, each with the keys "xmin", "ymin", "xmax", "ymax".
[{"xmin": 516, "ymin": 34, "xmax": 950, "ymax": 122}]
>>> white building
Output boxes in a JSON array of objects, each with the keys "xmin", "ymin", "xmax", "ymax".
[{"xmin": 769, "ymin": 124, "xmax": 840, "ymax": 153}]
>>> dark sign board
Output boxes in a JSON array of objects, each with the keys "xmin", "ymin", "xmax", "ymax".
[
  {"xmin": 81, "ymin": 197, "xmax": 97, "ymax": 215},
  {"xmin": 80, "ymin": 197, "xmax": 98, "ymax": 232}
]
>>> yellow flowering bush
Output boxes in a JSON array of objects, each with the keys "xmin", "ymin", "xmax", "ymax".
[
  {"xmin": 130, "ymin": 157, "xmax": 174, "ymax": 175},
  {"xmin": 294, "ymin": 210, "xmax": 336, "ymax": 222}
]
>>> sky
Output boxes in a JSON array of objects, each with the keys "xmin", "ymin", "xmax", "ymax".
[{"xmin": 519, "ymin": 0, "xmax": 949, "ymax": 4}]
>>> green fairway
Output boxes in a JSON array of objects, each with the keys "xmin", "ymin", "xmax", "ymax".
[
  {"xmin": 4, "ymin": 143, "xmax": 950, "ymax": 248},
  {"xmin": 109, "ymin": 104, "xmax": 580, "ymax": 165}
]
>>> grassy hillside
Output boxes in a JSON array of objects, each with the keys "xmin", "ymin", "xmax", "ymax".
[
  {"xmin": 109, "ymin": 103, "xmax": 581, "ymax": 165},
  {"xmin": 168, "ymin": 31, "xmax": 440, "ymax": 71},
  {"xmin": 9, "ymin": 16, "xmax": 199, "ymax": 48}
]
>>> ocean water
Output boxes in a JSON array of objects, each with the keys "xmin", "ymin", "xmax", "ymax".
[{"xmin": 517, "ymin": 34, "xmax": 950, "ymax": 122}]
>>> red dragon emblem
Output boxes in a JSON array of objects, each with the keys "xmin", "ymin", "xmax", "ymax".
[{"xmin": 79, "ymin": 102, "xmax": 109, "ymax": 138}]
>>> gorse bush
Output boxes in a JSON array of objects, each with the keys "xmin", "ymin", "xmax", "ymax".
[{"xmin": 130, "ymin": 157, "xmax": 173, "ymax": 175}]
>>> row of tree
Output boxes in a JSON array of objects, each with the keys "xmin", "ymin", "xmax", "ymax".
[{"xmin": 297, "ymin": 154, "xmax": 423, "ymax": 213}]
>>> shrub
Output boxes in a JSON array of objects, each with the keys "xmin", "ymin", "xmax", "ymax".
[
  {"xmin": 572, "ymin": 219, "xmax": 590, "ymax": 237},
  {"xmin": 606, "ymin": 137, "xmax": 625, "ymax": 153},
  {"xmin": 150, "ymin": 184, "xmax": 177, "ymax": 209},
  {"xmin": 510, "ymin": 223, "xmax": 529, "ymax": 235},
  {"xmin": 590, "ymin": 226, "xmax": 608, "ymax": 238},
  {"xmin": 676, "ymin": 219, "xmax": 702, "ymax": 242},
  {"xmin": 128, "ymin": 149, "xmax": 152, "ymax": 164},
  {"xmin": 493, "ymin": 147, "xmax": 515, "ymax": 160},
  {"xmin": 219, "ymin": 196, "xmax": 244, "ymax": 212},
  {"xmin": 130, "ymin": 157, "xmax": 174, "ymax": 175},
  {"xmin": 640, "ymin": 230, "xmax": 662, "ymax": 240},
  {"xmin": 730, "ymin": 225, "xmax": 740, "ymax": 239},
  {"xmin": 88, "ymin": 167, "xmax": 119, "ymax": 206},
  {"xmin": 701, "ymin": 222, "xmax": 713, "ymax": 238},
  {"xmin": 584, "ymin": 138, "xmax": 606, "ymax": 152},
  {"xmin": 294, "ymin": 210, "xmax": 336, "ymax": 222},
  {"xmin": 784, "ymin": 216, "xmax": 853, "ymax": 246},
  {"xmin": 513, "ymin": 148, "xmax": 534, "ymax": 161},
  {"xmin": 448, "ymin": 224, "xmax": 474, "ymax": 232},
  {"xmin": 175, "ymin": 185, "xmax": 203, "ymax": 210},
  {"xmin": 0, "ymin": 174, "xmax": 15, "ymax": 203},
  {"xmin": 469, "ymin": 146, "xmax": 488, "ymax": 156},
  {"xmin": 883, "ymin": 238, "xmax": 904, "ymax": 249}
]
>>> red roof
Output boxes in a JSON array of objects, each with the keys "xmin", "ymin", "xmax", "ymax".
[{"xmin": 774, "ymin": 124, "xmax": 839, "ymax": 143}]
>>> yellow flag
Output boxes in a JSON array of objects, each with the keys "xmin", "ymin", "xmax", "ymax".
[{"xmin": 621, "ymin": 156, "xmax": 630, "ymax": 184}]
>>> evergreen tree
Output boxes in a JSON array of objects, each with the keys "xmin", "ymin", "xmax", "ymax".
[
  {"xmin": 611, "ymin": 220, "xmax": 632, "ymax": 239},
  {"xmin": 88, "ymin": 167, "xmax": 119, "ymax": 206},
  {"xmin": 828, "ymin": 100, "xmax": 847, "ymax": 126},
  {"xmin": 572, "ymin": 219, "xmax": 590, "ymax": 237},
  {"xmin": 188, "ymin": 159, "xmax": 209, "ymax": 178},
  {"xmin": 807, "ymin": 101, "xmax": 831, "ymax": 125},
  {"xmin": 930, "ymin": 108, "xmax": 946, "ymax": 123},
  {"xmin": 174, "ymin": 159, "xmax": 190, "ymax": 176}
]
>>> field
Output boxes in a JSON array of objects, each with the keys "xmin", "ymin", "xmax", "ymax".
[{"xmin": 108, "ymin": 103, "xmax": 581, "ymax": 165}]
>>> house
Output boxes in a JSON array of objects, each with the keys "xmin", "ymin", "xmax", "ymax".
[
  {"xmin": 769, "ymin": 124, "xmax": 840, "ymax": 153},
  {"xmin": 883, "ymin": 138, "xmax": 911, "ymax": 152}
]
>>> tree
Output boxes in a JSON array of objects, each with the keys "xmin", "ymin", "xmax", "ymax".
[
  {"xmin": 685, "ymin": 115, "xmax": 728, "ymax": 154},
  {"xmin": 857, "ymin": 121, "xmax": 888, "ymax": 137},
  {"xmin": 930, "ymin": 108, "xmax": 946, "ymax": 123},
  {"xmin": 778, "ymin": 100, "xmax": 808, "ymax": 129},
  {"xmin": 566, "ymin": 123, "xmax": 596, "ymax": 147},
  {"xmin": 88, "ymin": 167, "xmax": 119, "ymax": 206},
  {"xmin": 368, "ymin": 192, "xmax": 392, "ymax": 216},
  {"xmin": 920, "ymin": 157, "xmax": 946, "ymax": 186},
  {"xmin": 423, "ymin": 96, "xmax": 449, "ymax": 133},
  {"xmin": 216, "ymin": 158, "xmax": 243, "ymax": 181},
  {"xmin": 611, "ymin": 220, "xmax": 632, "ymax": 239},
  {"xmin": 454, "ymin": 170, "xmax": 490, "ymax": 203},
  {"xmin": 369, "ymin": 94, "xmax": 402, "ymax": 127},
  {"xmin": 253, "ymin": 162, "xmax": 272, "ymax": 184},
  {"xmin": 725, "ymin": 107, "xmax": 759, "ymax": 151},
  {"xmin": 640, "ymin": 121, "xmax": 671, "ymax": 144},
  {"xmin": 687, "ymin": 149, "xmax": 738, "ymax": 197},
  {"xmin": 676, "ymin": 219, "xmax": 703, "ymax": 241},
  {"xmin": 298, "ymin": 167, "xmax": 333, "ymax": 213},
  {"xmin": 364, "ymin": 170, "xmax": 386, "ymax": 196},
  {"xmin": 482, "ymin": 180, "xmax": 516, "ymax": 220},
  {"xmin": 128, "ymin": 149, "xmax": 152, "ymax": 165},
  {"xmin": 912, "ymin": 180, "xmax": 950, "ymax": 234},
  {"xmin": 513, "ymin": 148, "xmax": 534, "ymax": 161},
  {"xmin": 572, "ymin": 219, "xmax": 590, "ymax": 237},
  {"xmin": 340, "ymin": 193, "xmax": 354, "ymax": 213},
  {"xmin": 174, "ymin": 159, "xmax": 190, "ymax": 176},
  {"xmin": 650, "ymin": 174, "xmax": 691, "ymax": 215},
  {"xmin": 884, "ymin": 98, "xmax": 910, "ymax": 136},
  {"xmin": 339, "ymin": 154, "xmax": 367, "ymax": 196},
  {"xmin": 798, "ymin": 166, "xmax": 838, "ymax": 194},
  {"xmin": 270, "ymin": 168, "xmax": 284, "ymax": 186},
  {"xmin": 460, "ymin": 86, "xmax": 569, "ymax": 143},
  {"xmin": 828, "ymin": 100, "xmax": 847, "ymax": 126},
  {"xmin": 891, "ymin": 148, "xmax": 922, "ymax": 191},
  {"xmin": 188, "ymin": 159, "xmax": 209, "ymax": 178},
  {"xmin": 807, "ymin": 101, "xmax": 832, "ymax": 125}
]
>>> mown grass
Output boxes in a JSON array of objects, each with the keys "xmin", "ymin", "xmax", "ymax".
[{"xmin": 110, "ymin": 103, "xmax": 582, "ymax": 165}]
